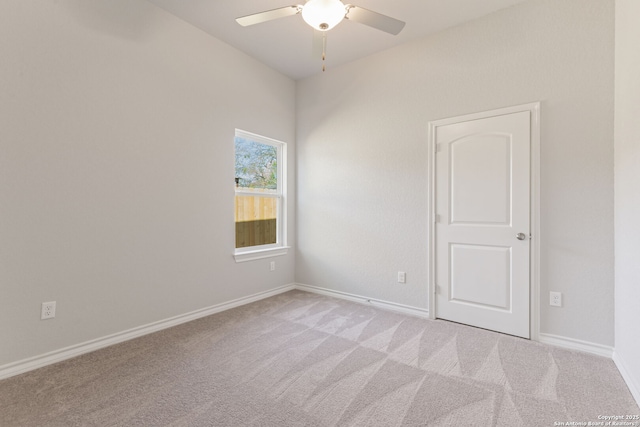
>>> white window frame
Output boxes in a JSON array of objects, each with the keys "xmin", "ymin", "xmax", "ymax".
[{"xmin": 233, "ymin": 129, "xmax": 288, "ymax": 262}]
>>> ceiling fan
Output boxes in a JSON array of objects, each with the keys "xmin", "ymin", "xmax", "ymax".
[{"xmin": 236, "ymin": 0, "xmax": 406, "ymax": 71}]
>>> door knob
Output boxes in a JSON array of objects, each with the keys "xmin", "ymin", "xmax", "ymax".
[{"xmin": 516, "ymin": 233, "xmax": 527, "ymax": 240}]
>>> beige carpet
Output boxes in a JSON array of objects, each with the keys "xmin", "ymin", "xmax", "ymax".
[{"xmin": 1, "ymin": 290, "xmax": 638, "ymax": 426}]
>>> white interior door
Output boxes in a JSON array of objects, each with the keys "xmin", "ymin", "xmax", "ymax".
[{"xmin": 434, "ymin": 110, "xmax": 531, "ymax": 338}]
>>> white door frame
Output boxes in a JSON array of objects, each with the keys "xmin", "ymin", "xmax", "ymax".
[{"xmin": 427, "ymin": 102, "xmax": 541, "ymax": 341}]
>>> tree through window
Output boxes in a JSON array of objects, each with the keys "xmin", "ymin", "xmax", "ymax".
[{"xmin": 235, "ymin": 139, "xmax": 277, "ymax": 191}]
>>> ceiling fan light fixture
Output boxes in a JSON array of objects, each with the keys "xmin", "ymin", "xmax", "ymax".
[{"xmin": 301, "ymin": 0, "xmax": 346, "ymax": 31}]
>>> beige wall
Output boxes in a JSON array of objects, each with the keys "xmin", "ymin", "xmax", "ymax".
[
  {"xmin": 614, "ymin": 0, "xmax": 640, "ymax": 404},
  {"xmin": 0, "ymin": 0, "xmax": 296, "ymax": 366},
  {"xmin": 296, "ymin": 0, "xmax": 615, "ymax": 346}
]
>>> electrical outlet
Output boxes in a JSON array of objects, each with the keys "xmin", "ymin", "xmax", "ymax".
[
  {"xmin": 41, "ymin": 301, "xmax": 56, "ymax": 320},
  {"xmin": 270, "ymin": 261, "xmax": 275, "ymax": 272},
  {"xmin": 550, "ymin": 292, "xmax": 562, "ymax": 307},
  {"xmin": 398, "ymin": 271, "xmax": 406, "ymax": 283}
]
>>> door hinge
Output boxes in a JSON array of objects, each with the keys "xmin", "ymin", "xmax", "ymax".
[
  {"xmin": 435, "ymin": 214, "xmax": 441, "ymax": 223},
  {"xmin": 435, "ymin": 143, "xmax": 442, "ymax": 153}
]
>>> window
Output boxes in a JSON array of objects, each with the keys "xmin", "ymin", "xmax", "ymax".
[{"xmin": 234, "ymin": 129, "xmax": 287, "ymax": 262}]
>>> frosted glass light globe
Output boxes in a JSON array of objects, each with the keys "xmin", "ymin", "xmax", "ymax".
[{"xmin": 301, "ymin": 0, "xmax": 346, "ymax": 31}]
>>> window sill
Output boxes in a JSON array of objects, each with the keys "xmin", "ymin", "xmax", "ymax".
[{"xmin": 234, "ymin": 246, "xmax": 290, "ymax": 263}]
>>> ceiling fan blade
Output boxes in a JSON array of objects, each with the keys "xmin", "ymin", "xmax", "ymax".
[
  {"xmin": 345, "ymin": 5, "xmax": 405, "ymax": 35},
  {"xmin": 236, "ymin": 6, "xmax": 301, "ymax": 27}
]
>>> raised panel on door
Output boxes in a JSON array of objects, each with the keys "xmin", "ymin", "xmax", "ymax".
[
  {"xmin": 449, "ymin": 243, "xmax": 511, "ymax": 311},
  {"xmin": 450, "ymin": 133, "xmax": 511, "ymax": 226}
]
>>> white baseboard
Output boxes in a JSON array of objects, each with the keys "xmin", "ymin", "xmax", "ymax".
[
  {"xmin": 613, "ymin": 351, "xmax": 640, "ymax": 407},
  {"xmin": 294, "ymin": 283, "xmax": 430, "ymax": 318},
  {"xmin": 0, "ymin": 284, "xmax": 296, "ymax": 381},
  {"xmin": 538, "ymin": 332, "xmax": 613, "ymax": 358}
]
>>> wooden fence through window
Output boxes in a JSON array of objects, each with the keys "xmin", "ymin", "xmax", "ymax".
[{"xmin": 235, "ymin": 193, "xmax": 277, "ymax": 248}]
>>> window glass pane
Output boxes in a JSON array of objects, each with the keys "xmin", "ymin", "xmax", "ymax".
[
  {"xmin": 234, "ymin": 137, "xmax": 278, "ymax": 192},
  {"xmin": 235, "ymin": 195, "xmax": 278, "ymax": 248}
]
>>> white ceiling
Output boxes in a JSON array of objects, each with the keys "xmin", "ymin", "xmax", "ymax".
[{"xmin": 147, "ymin": 0, "xmax": 528, "ymax": 80}]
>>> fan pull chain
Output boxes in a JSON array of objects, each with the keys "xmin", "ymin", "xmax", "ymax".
[{"xmin": 322, "ymin": 32, "xmax": 327, "ymax": 72}]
